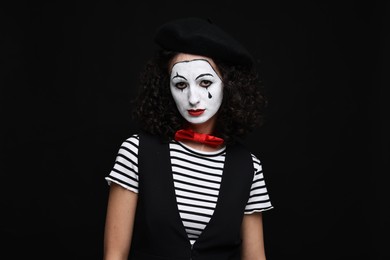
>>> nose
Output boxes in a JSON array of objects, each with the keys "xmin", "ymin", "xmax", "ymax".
[{"xmin": 188, "ymin": 85, "xmax": 200, "ymax": 106}]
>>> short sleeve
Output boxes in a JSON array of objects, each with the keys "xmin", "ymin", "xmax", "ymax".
[
  {"xmin": 105, "ymin": 134, "xmax": 140, "ymax": 193},
  {"xmin": 244, "ymin": 154, "xmax": 274, "ymax": 214}
]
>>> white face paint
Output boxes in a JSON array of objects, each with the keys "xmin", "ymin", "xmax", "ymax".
[{"xmin": 170, "ymin": 58, "xmax": 223, "ymax": 126}]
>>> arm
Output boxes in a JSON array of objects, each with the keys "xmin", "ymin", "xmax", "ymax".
[
  {"xmin": 104, "ymin": 183, "xmax": 138, "ymax": 260},
  {"xmin": 241, "ymin": 212, "xmax": 267, "ymax": 260}
]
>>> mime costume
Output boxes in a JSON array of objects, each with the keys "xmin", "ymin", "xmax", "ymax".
[{"xmin": 105, "ymin": 17, "xmax": 273, "ymax": 260}]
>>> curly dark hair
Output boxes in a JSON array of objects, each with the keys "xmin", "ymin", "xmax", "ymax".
[{"xmin": 132, "ymin": 50, "xmax": 268, "ymax": 145}]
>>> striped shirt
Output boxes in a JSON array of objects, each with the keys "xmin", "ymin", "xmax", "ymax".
[{"xmin": 105, "ymin": 134, "xmax": 273, "ymax": 244}]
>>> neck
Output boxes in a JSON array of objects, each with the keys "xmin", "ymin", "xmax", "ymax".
[
  {"xmin": 186, "ymin": 119, "xmax": 216, "ymax": 134},
  {"xmin": 190, "ymin": 126, "xmax": 213, "ymax": 134}
]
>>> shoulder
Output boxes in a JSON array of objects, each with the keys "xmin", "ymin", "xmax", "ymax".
[
  {"xmin": 138, "ymin": 130, "xmax": 171, "ymax": 146},
  {"xmin": 250, "ymin": 153, "xmax": 263, "ymax": 173},
  {"xmin": 114, "ymin": 134, "xmax": 140, "ymax": 157},
  {"xmin": 124, "ymin": 133, "xmax": 140, "ymax": 144},
  {"xmin": 227, "ymin": 140, "xmax": 259, "ymax": 160},
  {"xmin": 120, "ymin": 133, "xmax": 140, "ymax": 148},
  {"xmin": 229, "ymin": 140, "xmax": 263, "ymax": 173}
]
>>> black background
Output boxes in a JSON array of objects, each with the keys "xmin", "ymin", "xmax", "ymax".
[{"xmin": 1, "ymin": 1, "xmax": 388, "ymax": 259}]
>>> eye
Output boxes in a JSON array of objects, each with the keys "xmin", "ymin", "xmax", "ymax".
[
  {"xmin": 175, "ymin": 82, "xmax": 188, "ymax": 89},
  {"xmin": 200, "ymin": 80, "xmax": 212, "ymax": 88}
]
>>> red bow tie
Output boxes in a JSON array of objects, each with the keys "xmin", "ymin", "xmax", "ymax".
[{"xmin": 174, "ymin": 129, "xmax": 224, "ymax": 148}]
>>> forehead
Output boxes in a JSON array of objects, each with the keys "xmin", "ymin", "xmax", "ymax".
[
  {"xmin": 171, "ymin": 59, "xmax": 216, "ymax": 74},
  {"xmin": 169, "ymin": 53, "xmax": 219, "ymax": 73}
]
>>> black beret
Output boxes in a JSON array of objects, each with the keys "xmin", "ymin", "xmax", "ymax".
[{"xmin": 154, "ymin": 17, "xmax": 254, "ymax": 67}]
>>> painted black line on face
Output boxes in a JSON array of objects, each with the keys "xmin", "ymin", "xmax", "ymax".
[{"xmin": 172, "ymin": 72, "xmax": 186, "ymax": 80}]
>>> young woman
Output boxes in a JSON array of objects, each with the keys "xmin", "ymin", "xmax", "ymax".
[{"xmin": 103, "ymin": 17, "xmax": 273, "ymax": 260}]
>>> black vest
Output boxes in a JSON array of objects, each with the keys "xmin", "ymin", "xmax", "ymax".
[{"xmin": 129, "ymin": 132, "xmax": 254, "ymax": 260}]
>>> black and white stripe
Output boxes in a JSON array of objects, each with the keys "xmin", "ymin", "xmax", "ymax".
[
  {"xmin": 105, "ymin": 134, "xmax": 273, "ymax": 244},
  {"xmin": 170, "ymin": 141, "xmax": 225, "ymax": 242},
  {"xmin": 106, "ymin": 135, "xmax": 139, "ymax": 194}
]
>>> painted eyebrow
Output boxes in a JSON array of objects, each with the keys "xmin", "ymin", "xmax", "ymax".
[
  {"xmin": 196, "ymin": 73, "xmax": 214, "ymax": 80},
  {"xmin": 170, "ymin": 59, "xmax": 221, "ymax": 79},
  {"xmin": 171, "ymin": 72, "xmax": 187, "ymax": 81}
]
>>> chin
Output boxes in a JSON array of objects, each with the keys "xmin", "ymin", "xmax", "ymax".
[{"xmin": 187, "ymin": 119, "xmax": 207, "ymax": 125}]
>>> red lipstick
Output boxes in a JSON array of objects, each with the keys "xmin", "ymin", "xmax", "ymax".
[{"xmin": 188, "ymin": 109, "xmax": 205, "ymax": 116}]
